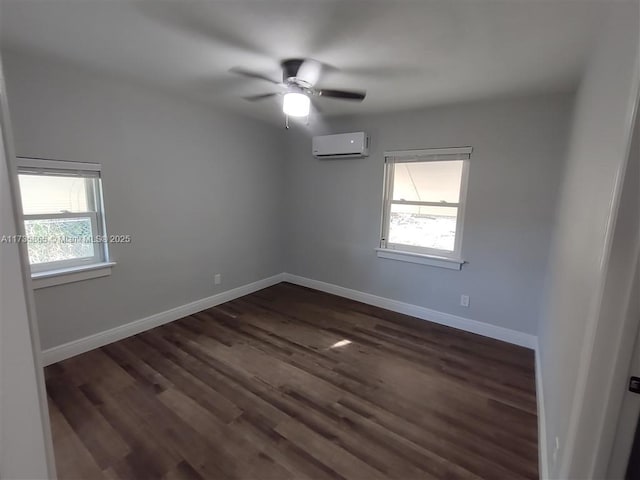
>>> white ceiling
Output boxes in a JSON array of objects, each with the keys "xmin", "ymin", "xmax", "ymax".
[{"xmin": 0, "ymin": 0, "xmax": 613, "ymax": 123}]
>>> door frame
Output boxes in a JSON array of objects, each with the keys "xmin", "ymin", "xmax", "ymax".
[
  {"xmin": 607, "ymin": 258, "xmax": 640, "ymax": 477},
  {"xmin": 605, "ymin": 116, "xmax": 640, "ymax": 476},
  {"xmin": 592, "ymin": 95, "xmax": 640, "ymax": 478}
]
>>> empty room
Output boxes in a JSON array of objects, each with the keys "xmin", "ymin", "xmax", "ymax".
[{"xmin": 0, "ymin": 1, "xmax": 638, "ymax": 479}]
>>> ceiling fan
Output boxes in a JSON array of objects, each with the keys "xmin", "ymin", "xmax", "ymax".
[{"xmin": 230, "ymin": 58, "xmax": 366, "ymax": 123}]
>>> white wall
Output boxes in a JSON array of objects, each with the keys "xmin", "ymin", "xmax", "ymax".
[
  {"xmin": 2, "ymin": 50, "xmax": 286, "ymax": 350},
  {"xmin": 285, "ymin": 94, "xmax": 572, "ymax": 336},
  {"xmin": 0, "ymin": 57, "xmax": 53, "ymax": 479},
  {"xmin": 537, "ymin": 3, "xmax": 639, "ymax": 478}
]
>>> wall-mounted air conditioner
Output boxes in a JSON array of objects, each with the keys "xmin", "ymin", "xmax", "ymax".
[{"xmin": 312, "ymin": 132, "xmax": 369, "ymax": 159}]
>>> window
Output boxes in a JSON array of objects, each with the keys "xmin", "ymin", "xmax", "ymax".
[
  {"xmin": 16, "ymin": 158, "xmax": 111, "ymax": 279},
  {"xmin": 380, "ymin": 147, "xmax": 471, "ymax": 265}
]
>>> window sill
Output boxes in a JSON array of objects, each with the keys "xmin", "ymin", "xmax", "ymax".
[
  {"xmin": 31, "ymin": 262, "xmax": 116, "ymax": 289},
  {"xmin": 376, "ymin": 248, "xmax": 464, "ymax": 270}
]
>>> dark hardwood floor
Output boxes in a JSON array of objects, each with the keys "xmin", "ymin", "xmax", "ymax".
[{"xmin": 45, "ymin": 282, "xmax": 538, "ymax": 479}]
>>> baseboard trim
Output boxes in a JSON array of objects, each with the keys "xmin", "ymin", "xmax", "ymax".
[
  {"xmin": 282, "ymin": 273, "xmax": 537, "ymax": 349},
  {"xmin": 42, "ymin": 271, "xmax": 537, "ymax": 358},
  {"xmin": 41, "ymin": 273, "xmax": 285, "ymax": 366},
  {"xmin": 536, "ymin": 342, "xmax": 550, "ymax": 479}
]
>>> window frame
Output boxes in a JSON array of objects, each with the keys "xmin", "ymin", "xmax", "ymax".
[
  {"xmin": 380, "ymin": 147, "xmax": 471, "ymax": 261},
  {"xmin": 25, "ymin": 212, "xmax": 101, "ymax": 273},
  {"xmin": 16, "ymin": 157, "xmax": 110, "ymax": 276}
]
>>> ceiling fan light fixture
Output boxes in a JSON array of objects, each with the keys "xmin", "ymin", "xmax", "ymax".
[{"xmin": 282, "ymin": 92, "xmax": 310, "ymax": 117}]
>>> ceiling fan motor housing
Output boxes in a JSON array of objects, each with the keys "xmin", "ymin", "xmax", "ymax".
[
  {"xmin": 232, "ymin": 58, "xmax": 365, "ymax": 106},
  {"xmin": 282, "ymin": 58, "xmax": 305, "ymax": 83}
]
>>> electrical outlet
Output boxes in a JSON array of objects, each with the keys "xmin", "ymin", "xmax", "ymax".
[
  {"xmin": 460, "ymin": 294, "xmax": 470, "ymax": 307},
  {"xmin": 214, "ymin": 273, "xmax": 222, "ymax": 285}
]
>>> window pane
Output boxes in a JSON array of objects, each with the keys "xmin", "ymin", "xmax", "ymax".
[
  {"xmin": 392, "ymin": 161, "xmax": 463, "ymax": 203},
  {"xmin": 19, "ymin": 174, "xmax": 95, "ymax": 214},
  {"xmin": 388, "ymin": 203, "xmax": 457, "ymax": 252},
  {"xmin": 24, "ymin": 217, "xmax": 95, "ymax": 265}
]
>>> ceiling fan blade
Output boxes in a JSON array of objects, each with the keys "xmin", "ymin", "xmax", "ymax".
[
  {"xmin": 296, "ymin": 59, "xmax": 323, "ymax": 86},
  {"xmin": 317, "ymin": 89, "xmax": 366, "ymax": 101},
  {"xmin": 230, "ymin": 67, "xmax": 281, "ymax": 85},
  {"xmin": 308, "ymin": 97, "xmax": 323, "ymax": 115},
  {"xmin": 243, "ymin": 93, "xmax": 278, "ymax": 102}
]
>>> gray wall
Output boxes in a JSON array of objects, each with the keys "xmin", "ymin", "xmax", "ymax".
[
  {"xmin": 0, "ymin": 56, "xmax": 53, "ymax": 479},
  {"xmin": 3, "ymin": 50, "xmax": 286, "ymax": 350},
  {"xmin": 4, "ymin": 50, "xmax": 574, "ymax": 352},
  {"xmin": 537, "ymin": 4, "xmax": 639, "ymax": 478},
  {"xmin": 285, "ymin": 95, "xmax": 572, "ymax": 335}
]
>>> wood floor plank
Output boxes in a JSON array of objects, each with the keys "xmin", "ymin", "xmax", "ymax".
[
  {"xmin": 83, "ymin": 383, "xmax": 183, "ymax": 478},
  {"xmin": 46, "ymin": 282, "xmax": 538, "ymax": 479},
  {"xmin": 158, "ymin": 387, "xmax": 296, "ymax": 480},
  {"xmin": 171, "ymin": 311, "xmax": 537, "ymax": 468},
  {"xmin": 242, "ymin": 291, "xmax": 538, "ymax": 413},
  {"xmin": 228, "ymin": 412, "xmax": 345, "ymax": 480},
  {"xmin": 47, "ymin": 379, "xmax": 131, "ymax": 471},
  {"xmin": 47, "ymin": 399, "xmax": 108, "ymax": 480},
  {"xmin": 221, "ymin": 298, "xmax": 538, "ymax": 459},
  {"xmin": 162, "ymin": 461, "xmax": 206, "ymax": 480}
]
